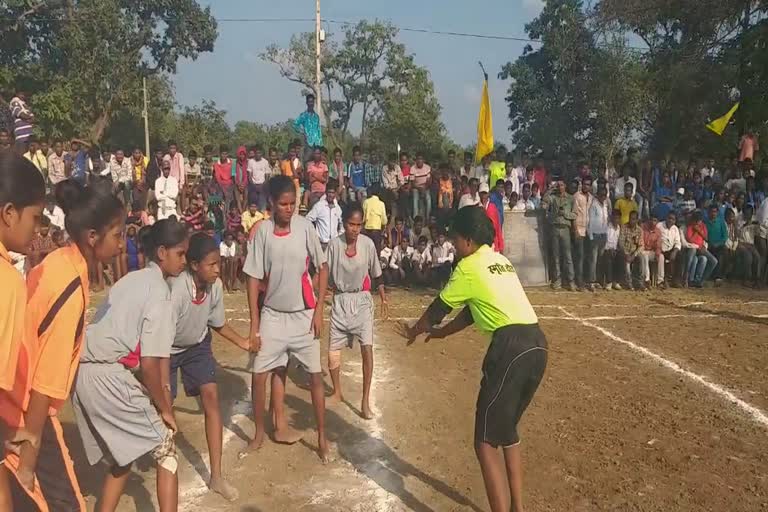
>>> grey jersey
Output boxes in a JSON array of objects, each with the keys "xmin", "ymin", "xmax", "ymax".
[
  {"xmin": 82, "ymin": 262, "xmax": 174, "ymax": 365},
  {"xmin": 168, "ymin": 271, "xmax": 225, "ymax": 354},
  {"xmin": 327, "ymin": 234, "xmax": 382, "ymax": 293},
  {"xmin": 243, "ymin": 215, "xmax": 326, "ymax": 312}
]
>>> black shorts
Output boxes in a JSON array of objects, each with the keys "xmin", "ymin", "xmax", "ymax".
[
  {"xmin": 475, "ymin": 324, "xmax": 547, "ymax": 447},
  {"xmin": 170, "ymin": 331, "xmax": 217, "ymax": 400}
]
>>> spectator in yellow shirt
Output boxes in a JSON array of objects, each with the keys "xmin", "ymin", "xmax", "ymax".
[
  {"xmin": 614, "ymin": 182, "xmax": 638, "ymax": 224},
  {"xmin": 241, "ymin": 202, "xmax": 264, "ymax": 232},
  {"xmin": 363, "ymin": 185, "xmax": 387, "ymax": 251}
]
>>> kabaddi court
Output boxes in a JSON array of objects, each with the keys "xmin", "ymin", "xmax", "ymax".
[{"xmin": 60, "ymin": 285, "xmax": 768, "ymax": 511}]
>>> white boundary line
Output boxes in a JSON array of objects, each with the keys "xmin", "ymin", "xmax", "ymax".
[{"xmin": 557, "ymin": 306, "xmax": 768, "ymax": 429}]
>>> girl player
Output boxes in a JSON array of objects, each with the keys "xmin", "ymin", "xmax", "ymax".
[
  {"xmin": 71, "ymin": 220, "xmax": 188, "ymax": 512},
  {"xmin": 0, "ymin": 153, "xmax": 45, "ymax": 512},
  {"xmin": 401, "ymin": 206, "xmax": 547, "ymax": 512},
  {"xmin": 167, "ymin": 233, "xmax": 251, "ymax": 501},
  {"xmin": 243, "ymin": 175, "xmax": 330, "ymax": 461},
  {"xmin": 2, "ymin": 178, "xmax": 124, "ymax": 512},
  {"xmin": 326, "ymin": 203, "xmax": 388, "ymax": 419}
]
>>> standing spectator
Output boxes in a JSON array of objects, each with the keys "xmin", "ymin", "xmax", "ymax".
[
  {"xmin": 614, "ymin": 164, "xmax": 638, "ymax": 208},
  {"xmin": 737, "ymin": 206, "xmax": 761, "ymax": 287},
  {"xmin": 110, "ymin": 149, "xmax": 134, "ymax": 206},
  {"xmin": 233, "ymin": 146, "xmax": 249, "ymax": 211},
  {"xmin": 166, "ymin": 140, "xmax": 186, "ymax": 206},
  {"xmin": 587, "ymin": 187, "xmax": 610, "ymax": 290},
  {"xmin": 9, "ymin": 89, "xmax": 34, "ymax": 152},
  {"xmin": 657, "ymin": 212, "xmax": 682, "ymax": 288},
  {"xmin": 479, "ymin": 183, "xmax": 504, "ymax": 253},
  {"xmin": 619, "ymin": 210, "xmax": 643, "ymax": 290},
  {"xmin": 267, "ymin": 147, "xmax": 281, "ymax": 180},
  {"xmin": 200, "ymin": 144, "xmax": 216, "ymax": 181},
  {"xmin": 185, "ymin": 149, "xmax": 201, "ymax": 185},
  {"xmin": 472, "ymin": 154, "xmax": 491, "ymax": 186},
  {"xmin": 460, "ymin": 151, "xmax": 474, "ymax": 178},
  {"xmin": 155, "ymin": 158, "xmax": 179, "ymax": 220},
  {"xmin": 542, "ymin": 180, "xmax": 575, "ymax": 290},
  {"xmin": 214, "ymin": 145, "xmax": 235, "ymax": 209},
  {"xmin": 532, "ymin": 158, "xmax": 548, "ymax": 194},
  {"xmin": 739, "ymin": 130, "xmax": 759, "ymax": 163},
  {"xmin": 22, "ymin": 137, "xmax": 45, "ymax": 173},
  {"xmin": 704, "ymin": 204, "xmax": 727, "ymax": 283},
  {"xmin": 43, "ymin": 193, "xmax": 65, "ymax": 231},
  {"xmin": 489, "ymin": 179, "xmax": 505, "ymax": 228},
  {"xmin": 488, "ymin": 148, "xmax": 507, "ymax": 190},
  {"xmin": 436, "ymin": 164, "xmax": 455, "ymax": 229},
  {"xmin": 293, "ymin": 93, "xmax": 323, "ymax": 164},
  {"xmin": 365, "ymin": 153, "xmax": 382, "ymax": 192},
  {"xmin": 363, "ymin": 186, "xmax": 387, "ymax": 251},
  {"xmin": 615, "ymin": 182, "xmax": 638, "ymax": 225},
  {"xmin": 346, "ymin": 146, "xmax": 368, "ymax": 203},
  {"xmin": 306, "ymin": 178, "xmax": 343, "ymax": 251},
  {"xmin": 131, "ymin": 147, "xmax": 149, "ymax": 207},
  {"xmin": 572, "ymin": 176, "xmax": 593, "ymax": 290},
  {"xmin": 305, "ymin": 146, "xmax": 329, "ymax": 208},
  {"xmin": 410, "ymin": 152, "xmax": 432, "ymax": 220},
  {"xmin": 47, "ymin": 140, "xmax": 67, "ymax": 186},
  {"xmin": 247, "ymin": 145, "xmax": 270, "ymax": 211},
  {"xmin": 639, "ymin": 214, "xmax": 664, "ymax": 290},
  {"xmin": 145, "ymin": 148, "xmax": 164, "ymax": 206}
]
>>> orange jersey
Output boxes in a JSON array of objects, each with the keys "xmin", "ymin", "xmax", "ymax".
[
  {"xmin": 0, "ymin": 241, "xmax": 26, "ymax": 393},
  {"xmin": 0, "ymin": 244, "xmax": 89, "ymax": 429}
]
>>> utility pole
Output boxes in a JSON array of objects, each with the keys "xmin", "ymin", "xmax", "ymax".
[
  {"xmin": 142, "ymin": 76, "xmax": 150, "ymax": 157},
  {"xmin": 315, "ymin": 0, "xmax": 323, "ymax": 121},
  {"xmin": 737, "ymin": 0, "xmax": 751, "ymax": 137}
]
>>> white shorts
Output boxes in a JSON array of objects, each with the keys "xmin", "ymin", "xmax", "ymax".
[
  {"xmin": 249, "ymin": 307, "xmax": 322, "ymax": 374},
  {"xmin": 329, "ymin": 292, "xmax": 374, "ymax": 351}
]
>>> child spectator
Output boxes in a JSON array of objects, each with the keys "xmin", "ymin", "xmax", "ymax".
[
  {"xmin": 619, "ymin": 210, "xmax": 643, "ymax": 289},
  {"xmin": 226, "ymin": 203, "xmax": 242, "ymax": 233},
  {"xmin": 241, "ymin": 202, "xmax": 264, "ymax": 233},
  {"xmin": 411, "ymin": 236, "xmax": 432, "ymax": 285},
  {"xmin": 204, "ymin": 220, "xmax": 222, "ymax": 246},
  {"xmin": 430, "ymin": 231, "xmax": 455, "ymax": 287},
  {"xmin": 219, "ymin": 231, "xmax": 238, "ymax": 292},
  {"xmin": 183, "ymin": 200, "xmax": 205, "ymax": 232}
]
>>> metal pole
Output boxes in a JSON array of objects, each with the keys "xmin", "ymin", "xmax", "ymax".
[
  {"xmin": 315, "ymin": 0, "xmax": 323, "ymax": 121},
  {"xmin": 142, "ymin": 76, "xmax": 150, "ymax": 157}
]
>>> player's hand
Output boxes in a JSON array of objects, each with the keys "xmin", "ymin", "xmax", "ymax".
[
  {"xmin": 397, "ymin": 321, "xmax": 418, "ymax": 346},
  {"xmin": 311, "ymin": 309, "xmax": 323, "ymax": 339},
  {"xmin": 161, "ymin": 411, "xmax": 178, "ymax": 434},
  {"xmin": 3, "ymin": 428, "xmax": 38, "ymax": 455},
  {"xmin": 249, "ymin": 328, "xmax": 261, "ymax": 353},
  {"xmin": 425, "ymin": 325, "xmax": 447, "ymax": 342}
]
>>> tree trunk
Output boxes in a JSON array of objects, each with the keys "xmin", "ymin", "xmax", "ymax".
[
  {"xmin": 361, "ymin": 100, "xmax": 369, "ymax": 150},
  {"xmin": 322, "ymin": 82, "xmax": 339, "ymax": 149},
  {"xmin": 90, "ymin": 109, "xmax": 111, "ymax": 144}
]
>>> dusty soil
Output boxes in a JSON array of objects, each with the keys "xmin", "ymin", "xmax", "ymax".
[{"xmin": 58, "ymin": 286, "xmax": 768, "ymax": 511}]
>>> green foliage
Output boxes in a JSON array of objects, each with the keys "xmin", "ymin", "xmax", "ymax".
[{"xmin": 232, "ymin": 120, "xmax": 296, "ymax": 154}]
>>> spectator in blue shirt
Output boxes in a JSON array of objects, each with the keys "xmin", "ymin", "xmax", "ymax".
[
  {"xmin": 293, "ymin": 93, "xmax": 323, "ymax": 164},
  {"xmin": 704, "ymin": 204, "xmax": 727, "ymax": 281},
  {"xmin": 346, "ymin": 145, "xmax": 369, "ymax": 202},
  {"xmin": 64, "ymin": 138, "xmax": 90, "ymax": 184},
  {"xmin": 653, "ymin": 171, "xmax": 675, "ymax": 219},
  {"xmin": 489, "ymin": 179, "xmax": 505, "ymax": 227}
]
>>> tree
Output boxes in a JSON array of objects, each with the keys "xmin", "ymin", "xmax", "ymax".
[
  {"xmin": 232, "ymin": 120, "xmax": 296, "ymax": 154},
  {"xmin": 499, "ymin": 0, "xmax": 598, "ymax": 159},
  {"xmin": 262, "ymin": 20, "xmax": 421, "ymax": 150},
  {"xmin": 157, "ymin": 100, "xmax": 232, "ymax": 155},
  {"xmin": 0, "ymin": 0, "xmax": 217, "ymax": 142}
]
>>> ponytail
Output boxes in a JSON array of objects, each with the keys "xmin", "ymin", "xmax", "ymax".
[
  {"xmin": 140, "ymin": 219, "xmax": 189, "ymax": 262},
  {"xmin": 55, "ymin": 179, "xmax": 124, "ymax": 242}
]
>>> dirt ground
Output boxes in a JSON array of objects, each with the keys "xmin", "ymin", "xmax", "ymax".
[{"xmin": 58, "ymin": 285, "xmax": 768, "ymax": 511}]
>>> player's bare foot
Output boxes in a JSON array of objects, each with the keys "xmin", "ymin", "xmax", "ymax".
[
  {"xmin": 238, "ymin": 432, "xmax": 264, "ymax": 458},
  {"xmin": 273, "ymin": 426, "xmax": 303, "ymax": 445},
  {"xmin": 328, "ymin": 391, "xmax": 344, "ymax": 405},
  {"xmin": 318, "ymin": 436, "xmax": 330, "ymax": 464},
  {"xmin": 361, "ymin": 402, "xmax": 374, "ymax": 420},
  {"xmin": 209, "ymin": 477, "xmax": 239, "ymax": 501}
]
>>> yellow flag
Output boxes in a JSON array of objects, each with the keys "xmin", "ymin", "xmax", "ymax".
[
  {"xmin": 706, "ymin": 102, "xmax": 739, "ymax": 136},
  {"xmin": 475, "ymin": 79, "xmax": 494, "ymax": 162}
]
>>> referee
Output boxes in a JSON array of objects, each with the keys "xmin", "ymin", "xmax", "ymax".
[{"xmin": 401, "ymin": 206, "xmax": 547, "ymax": 512}]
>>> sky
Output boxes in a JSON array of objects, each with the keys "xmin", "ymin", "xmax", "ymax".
[{"xmin": 173, "ymin": 0, "xmax": 546, "ymax": 146}]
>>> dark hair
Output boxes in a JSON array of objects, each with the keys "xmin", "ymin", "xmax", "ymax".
[
  {"xmin": 306, "ymin": 93, "xmax": 315, "ymax": 101},
  {"xmin": 187, "ymin": 233, "xmax": 218, "ymax": 264},
  {"xmin": 203, "ymin": 144, "xmax": 213, "ymax": 153},
  {"xmin": 333, "ymin": 147, "xmax": 342, "ymax": 155},
  {"xmin": 450, "ymin": 206, "xmax": 495, "ymax": 247},
  {"xmin": 168, "ymin": 140, "xmax": 177, "ymax": 147},
  {"xmin": 395, "ymin": 216, "xmax": 403, "ymax": 223},
  {"xmin": 219, "ymin": 144, "xmax": 229, "ymax": 153},
  {"xmin": 54, "ymin": 180, "xmax": 124, "ymax": 241},
  {"xmin": 269, "ymin": 146, "xmax": 278, "ymax": 154},
  {"xmin": 327, "ymin": 177, "xmax": 339, "ymax": 190},
  {"xmin": 414, "ymin": 215, "xmax": 424, "ymax": 224},
  {"xmin": 140, "ymin": 219, "xmax": 188, "ymax": 261},
  {"xmin": 352, "ymin": 145, "xmax": 361, "ymax": 154},
  {"xmin": 203, "ymin": 220, "xmax": 215, "ymax": 231},
  {"xmin": 269, "ymin": 175, "xmax": 296, "ymax": 201},
  {"xmin": 418, "ymin": 236, "xmax": 428, "ymax": 245},
  {"xmin": 0, "ymin": 152, "xmax": 46, "ymax": 208},
  {"xmin": 40, "ymin": 215, "xmax": 51, "ymax": 227},
  {"xmin": 343, "ymin": 202, "xmax": 364, "ymax": 222},
  {"xmin": 223, "ymin": 230, "xmax": 234, "ymax": 239},
  {"xmin": 188, "ymin": 150, "xmax": 198, "ymax": 159}
]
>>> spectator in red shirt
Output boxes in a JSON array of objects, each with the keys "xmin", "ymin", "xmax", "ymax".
[
  {"xmin": 304, "ymin": 147, "xmax": 328, "ymax": 209},
  {"xmin": 640, "ymin": 214, "xmax": 663, "ymax": 290},
  {"xmin": 685, "ymin": 210, "xmax": 718, "ymax": 287},
  {"xmin": 214, "ymin": 145, "xmax": 235, "ymax": 209},
  {"xmin": 532, "ymin": 158, "xmax": 548, "ymax": 193}
]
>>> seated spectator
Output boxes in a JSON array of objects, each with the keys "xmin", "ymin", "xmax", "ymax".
[
  {"xmin": 657, "ymin": 212, "xmax": 682, "ymax": 287},
  {"xmin": 241, "ymin": 201, "xmax": 264, "ymax": 233},
  {"xmin": 388, "ymin": 216, "xmax": 411, "ymax": 249},
  {"xmin": 409, "ymin": 215, "xmax": 431, "ymax": 245},
  {"xmin": 388, "ymin": 237, "xmax": 414, "ymax": 285},
  {"xmin": 183, "ymin": 200, "xmax": 205, "ymax": 232},
  {"xmin": 615, "ymin": 182, "xmax": 638, "ymax": 225},
  {"xmin": 530, "ymin": 182, "xmax": 542, "ymax": 207},
  {"xmin": 513, "ymin": 183, "xmax": 537, "ymax": 211},
  {"xmin": 619, "ymin": 210, "xmax": 643, "ymax": 289},
  {"xmin": 737, "ymin": 205, "xmax": 761, "ymax": 287},
  {"xmin": 205, "ymin": 220, "xmax": 222, "ymax": 246},
  {"xmin": 27, "ymin": 216, "xmax": 56, "ymax": 267},
  {"xmin": 430, "ymin": 230, "xmax": 455, "ymax": 287},
  {"xmin": 704, "ymin": 204, "xmax": 727, "ymax": 283},
  {"xmin": 410, "ymin": 236, "xmax": 432, "ymax": 285},
  {"xmin": 124, "ymin": 225, "xmax": 142, "ymax": 273},
  {"xmin": 458, "ymin": 177, "xmax": 480, "ymax": 209},
  {"xmin": 685, "ymin": 210, "xmax": 718, "ymax": 288},
  {"xmin": 640, "ymin": 214, "xmax": 663, "ymax": 290},
  {"xmin": 43, "ymin": 193, "xmax": 65, "ymax": 231}
]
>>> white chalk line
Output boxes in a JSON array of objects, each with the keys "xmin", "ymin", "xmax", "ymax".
[{"xmin": 558, "ymin": 306, "xmax": 768, "ymax": 429}]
